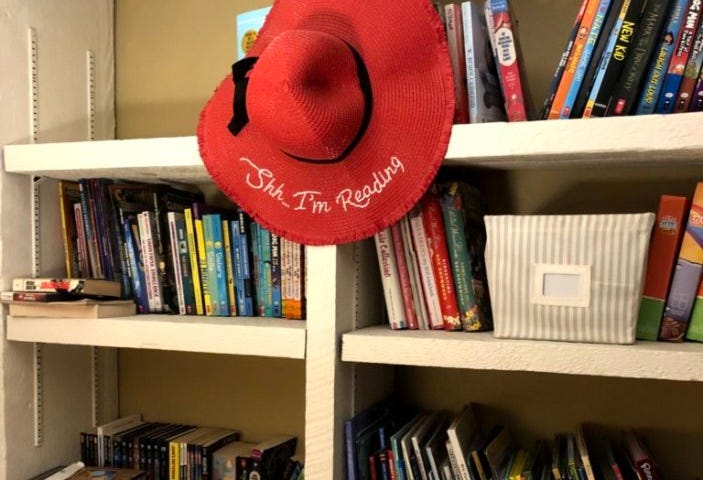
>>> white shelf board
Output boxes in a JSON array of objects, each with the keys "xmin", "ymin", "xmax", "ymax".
[
  {"xmin": 3, "ymin": 136, "xmax": 208, "ymax": 183},
  {"xmin": 342, "ymin": 325, "xmax": 703, "ymax": 382},
  {"xmin": 445, "ymin": 112, "xmax": 703, "ymax": 169},
  {"xmin": 7, "ymin": 314, "xmax": 306, "ymax": 359}
]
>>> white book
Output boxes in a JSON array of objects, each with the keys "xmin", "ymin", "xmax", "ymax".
[
  {"xmin": 374, "ymin": 227, "xmax": 408, "ymax": 329},
  {"xmin": 45, "ymin": 462, "xmax": 85, "ymax": 480},
  {"xmin": 96, "ymin": 413, "xmax": 142, "ymax": 467},
  {"xmin": 408, "ymin": 206, "xmax": 443, "ymax": 329},
  {"xmin": 447, "ymin": 405, "xmax": 482, "ymax": 480},
  {"xmin": 576, "ymin": 424, "xmax": 596, "ymax": 480},
  {"xmin": 401, "ymin": 215, "xmax": 429, "ymax": 330},
  {"xmin": 138, "ymin": 211, "xmax": 162, "ymax": 312},
  {"xmin": 445, "ymin": 439, "xmax": 461, "ymax": 480},
  {"xmin": 168, "ymin": 212, "xmax": 186, "ymax": 315},
  {"xmin": 402, "ymin": 414, "xmax": 429, "ymax": 480}
]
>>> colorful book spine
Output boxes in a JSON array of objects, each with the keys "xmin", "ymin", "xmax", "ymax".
[
  {"xmin": 421, "ymin": 191, "xmax": 462, "ymax": 331},
  {"xmin": 168, "ymin": 212, "xmax": 187, "ymax": 315},
  {"xmin": 184, "ymin": 208, "xmax": 204, "ymax": 315},
  {"xmin": 375, "ymin": 228, "xmax": 408, "ymax": 330},
  {"xmin": 636, "ymin": 195, "xmax": 689, "ymax": 340},
  {"xmin": 222, "ymin": 219, "xmax": 238, "ymax": 316},
  {"xmin": 250, "ymin": 222, "xmax": 264, "ymax": 316},
  {"xmin": 549, "ymin": 0, "xmax": 603, "ymax": 118},
  {"xmin": 690, "ymin": 59, "xmax": 703, "ymax": 109},
  {"xmin": 194, "ymin": 218, "xmax": 213, "ymax": 316},
  {"xmin": 656, "ymin": 0, "xmax": 703, "ymax": 113},
  {"xmin": 674, "ymin": 19, "xmax": 703, "ymax": 111},
  {"xmin": 400, "ymin": 215, "xmax": 429, "ymax": 330},
  {"xmin": 203, "ymin": 214, "xmax": 220, "ymax": 316},
  {"xmin": 122, "ymin": 216, "xmax": 149, "ymax": 314},
  {"xmin": 237, "ymin": 211, "xmax": 256, "ymax": 316},
  {"xmin": 608, "ymin": 0, "xmax": 673, "ymax": 115},
  {"xmin": 390, "ymin": 222, "xmax": 420, "ymax": 330},
  {"xmin": 259, "ymin": 226, "xmax": 273, "ymax": 317},
  {"xmin": 541, "ymin": 0, "xmax": 591, "ymax": 119},
  {"xmin": 74, "ymin": 202, "xmax": 90, "ymax": 279},
  {"xmin": 408, "ymin": 206, "xmax": 444, "ymax": 330},
  {"xmin": 291, "ymin": 241, "xmax": 305, "ymax": 320},
  {"xmin": 177, "ymin": 216, "xmax": 196, "ymax": 315},
  {"xmin": 270, "ymin": 233, "xmax": 282, "ymax": 317},
  {"xmin": 138, "ymin": 211, "xmax": 162, "ymax": 312},
  {"xmin": 463, "ymin": 1, "xmax": 507, "ymax": 123},
  {"xmin": 281, "ymin": 237, "xmax": 292, "ymax": 318},
  {"xmin": 583, "ymin": 0, "xmax": 641, "ymax": 117},
  {"xmin": 445, "ymin": 4, "xmax": 470, "ymax": 124},
  {"xmin": 78, "ymin": 179, "xmax": 104, "ymax": 278},
  {"xmin": 210, "ymin": 214, "xmax": 230, "ymax": 316},
  {"xmin": 635, "ymin": 0, "xmax": 691, "ymax": 114},
  {"xmin": 660, "ymin": 182, "xmax": 703, "ymax": 341},
  {"xmin": 685, "ymin": 275, "xmax": 703, "ymax": 340},
  {"xmin": 561, "ymin": 0, "xmax": 615, "ymax": 118},
  {"xmin": 489, "ymin": 0, "xmax": 528, "ymax": 121}
]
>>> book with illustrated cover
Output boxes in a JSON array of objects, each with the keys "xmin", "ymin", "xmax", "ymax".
[
  {"xmin": 167, "ymin": 212, "xmax": 188, "ymax": 315},
  {"xmin": 270, "ymin": 232, "xmax": 282, "ymax": 317},
  {"xmin": 674, "ymin": 19, "xmax": 703, "ymax": 111},
  {"xmin": 656, "ymin": 0, "xmax": 703, "ymax": 113},
  {"xmin": 463, "ymin": 0, "xmax": 506, "ymax": 123},
  {"xmin": 212, "ymin": 441, "xmax": 256, "ymax": 480},
  {"xmin": 176, "ymin": 215, "xmax": 197, "ymax": 315},
  {"xmin": 236, "ymin": 6, "xmax": 271, "ymax": 60},
  {"xmin": 636, "ymin": 0, "xmax": 691, "ymax": 114},
  {"xmin": 636, "ymin": 195, "xmax": 688, "ymax": 340},
  {"xmin": 231, "ymin": 214, "xmax": 254, "ymax": 316},
  {"xmin": 249, "ymin": 435, "xmax": 297, "ymax": 480},
  {"xmin": 488, "ymin": 0, "xmax": 529, "ymax": 121},
  {"xmin": 691, "ymin": 58, "xmax": 703, "ymax": 110},
  {"xmin": 624, "ymin": 431, "xmax": 661, "ymax": 480},
  {"xmin": 137, "ymin": 211, "xmax": 162, "ymax": 313},
  {"xmin": 685, "ymin": 274, "xmax": 703, "ymax": 340}
]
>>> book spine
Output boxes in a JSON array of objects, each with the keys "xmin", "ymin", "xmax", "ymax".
[
  {"xmin": 636, "ymin": 0, "xmax": 690, "ymax": 114},
  {"xmin": 213, "ymin": 215, "xmax": 230, "ymax": 316},
  {"xmin": 291, "ymin": 241, "xmax": 305, "ymax": 320},
  {"xmin": 390, "ymin": 222, "xmax": 420, "ymax": 329},
  {"xmin": 560, "ymin": 0, "xmax": 615, "ymax": 118},
  {"xmin": 270, "ymin": 232, "xmax": 282, "ymax": 317},
  {"xmin": 195, "ymin": 218, "xmax": 213, "ymax": 316},
  {"xmin": 408, "ymin": 206, "xmax": 444, "ymax": 329},
  {"xmin": 231, "ymin": 219, "xmax": 247, "ymax": 316},
  {"xmin": 656, "ymin": 0, "xmax": 703, "ymax": 112},
  {"xmin": 345, "ymin": 420, "xmax": 359, "ymax": 480},
  {"xmin": 139, "ymin": 211, "xmax": 162, "ymax": 312},
  {"xmin": 660, "ymin": 182, "xmax": 703, "ymax": 341},
  {"xmin": 375, "ymin": 227, "xmax": 409, "ymax": 330},
  {"xmin": 445, "ymin": 4, "xmax": 470, "ymax": 123},
  {"xmin": 91, "ymin": 179, "xmax": 115, "ymax": 280},
  {"xmin": 58, "ymin": 182, "xmax": 79, "ymax": 278},
  {"xmin": 222, "ymin": 219, "xmax": 238, "ymax": 316},
  {"xmin": 177, "ymin": 217, "xmax": 196, "ymax": 315},
  {"xmin": 421, "ymin": 192, "xmax": 462, "ymax": 331},
  {"xmin": 78, "ymin": 179, "xmax": 103, "ymax": 278},
  {"xmin": 608, "ymin": 0, "xmax": 673, "ymax": 115},
  {"xmin": 106, "ymin": 185, "xmax": 132, "ymax": 299},
  {"xmin": 151, "ymin": 192, "xmax": 179, "ymax": 314},
  {"xmin": 169, "ymin": 440, "xmax": 180, "ymax": 480},
  {"xmin": 400, "ymin": 215, "xmax": 430, "ymax": 330},
  {"xmin": 690, "ymin": 62, "xmax": 703, "ymax": 109},
  {"xmin": 489, "ymin": 0, "xmax": 528, "ymax": 121},
  {"xmin": 168, "ymin": 212, "xmax": 186, "ymax": 315},
  {"xmin": 549, "ymin": 0, "xmax": 602, "ymax": 118},
  {"xmin": 674, "ymin": 19, "xmax": 703, "ymax": 111},
  {"xmin": 73, "ymin": 202, "xmax": 90, "ymax": 278},
  {"xmin": 123, "ymin": 216, "xmax": 149, "ymax": 313},
  {"xmin": 259, "ymin": 225, "xmax": 273, "ymax": 316},
  {"xmin": 583, "ymin": 0, "xmax": 637, "ymax": 117},
  {"xmin": 463, "ymin": 1, "xmax": 506, "ymax": 123},
  {"xmin": 184, "ymin": 208, "xmax": 204, "ymax": 315},
  {"xmin": 204, "ymin": 214, "xmax": 225, "ymax": 316},
  {"xmin": 250, "ymin": 222, "xmax": 264, "ymax": 316},
  {"xmin": 685, "ymin": 274, "xmax": 703, "ymax": 340},
  {"xmin": 238, "ymin": 212, "xmax": 256, "ymax": 316},
  {"xmin": 281, "ymin": 237, "xmax": 292, "ymax": 318},
  {"xmin": 540, "ymin": 0, "xmax": 590, "ymax": 118}
]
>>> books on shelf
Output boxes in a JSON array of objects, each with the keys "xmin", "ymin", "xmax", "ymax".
[{"xmin": 5, "ymin": 298, "xmax": 136, "ymax": 319}]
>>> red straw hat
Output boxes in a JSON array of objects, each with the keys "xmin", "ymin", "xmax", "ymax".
[{"xmin": 198, "ymin": 0, "xmax": 455, "ymax": 245}]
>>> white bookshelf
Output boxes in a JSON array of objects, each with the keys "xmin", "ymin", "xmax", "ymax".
[
  {"xmin": 342, "ymin": 326, "xmax": 703, "ymax": 382},
  {"xmin": 6, "ymin": 315, "xmax": 306, "ymax": 359}
]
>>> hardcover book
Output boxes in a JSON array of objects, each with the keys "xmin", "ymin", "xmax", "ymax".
[
  {"xmin": 391, "ymin": 222, "xmax": 420, "ymax": 330},
  {"xmin": 445, "ymin": 4, "xmax": 470, "ymax": 124},
  {"xmin": 673, "ymin": 19, "xmax": 703, "ymax": 111},
  {"xmin": 12, "ymin": 277, "xmax": 122, "ymax": 298},
  {"xmin": 8, "ymin": 299, "xmax": 135, "ymax": 318},
  {"xmin": 58, "ymin": 181, "xmax": 83, "ymax": 278},
  {"xmin": 375, "ymin": 227, "xmax": 408, "ymax": 330},
  {"xmin": 236, "ymin": 6, "xmax": 271, "ymax": 60}
]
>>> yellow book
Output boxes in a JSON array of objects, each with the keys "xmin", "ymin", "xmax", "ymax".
[
  {"xmin": 169, "ymin": 439, "xmax": 180, "ymax": 480},
  {"xmin": 509, "ymin": 449, "xmax": 529, "ymax": 480},
  {"xmin": 222, "ymin": 219, "xmax": 238, "ymax": 316},
  {"xmin": 184, "ymin": 209, "xmax": 204, "ymax": 315},
  {"xmin": 195, "ymin": 218, "xmax": 212, "ymax": 316}
]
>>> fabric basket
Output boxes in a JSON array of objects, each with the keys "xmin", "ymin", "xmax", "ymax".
[{"xmin": 484, "ymin": 214, "xmax": 655, "ymax": 344}]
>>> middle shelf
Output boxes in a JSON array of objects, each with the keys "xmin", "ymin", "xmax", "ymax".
[
  {"xmin": 6, "ymin": 314, "xmax": 306, "ymax": 359},
  {"xmin": 342, "ymin": 325, "xmax": 703, "ymax": 382}
]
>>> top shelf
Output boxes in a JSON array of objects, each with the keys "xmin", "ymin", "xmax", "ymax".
[{"xmin": 4, "ymin": 113, "xmax": 703, "ymax": 181}]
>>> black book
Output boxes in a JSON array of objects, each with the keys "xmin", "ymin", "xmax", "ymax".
[
  {"xmin": 570, "ymin": 0, "xmax": 625, "ymax": 118},
  {"xmin": 587, "ymin": 0, "xmax": 649, "ymax": 117},
  {"xmin": 607, "ymin": 0, "xmax": 673, "ymax": 115}
]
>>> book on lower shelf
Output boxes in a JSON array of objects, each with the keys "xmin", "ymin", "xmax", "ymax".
[{"xmin": 6, "ymin": 299, "xmax": 136, "ymax": 318}]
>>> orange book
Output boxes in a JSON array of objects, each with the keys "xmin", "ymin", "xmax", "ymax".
[{"xmin": 547, "ymin": 0, "xmax": 601, "ymax": 119}]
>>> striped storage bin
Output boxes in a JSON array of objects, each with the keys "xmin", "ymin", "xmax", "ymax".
[{"xmin": 484, "ymin": 214, "xmax": 655, "ymax": 344}]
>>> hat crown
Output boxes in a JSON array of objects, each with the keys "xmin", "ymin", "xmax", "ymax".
[{"xmin": 247, "ymin": 30, "xmax": 366, "ymax": 162}]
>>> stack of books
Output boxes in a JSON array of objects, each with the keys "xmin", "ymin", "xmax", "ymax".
[
  {"xmin": 58, "ymin": 179, "xmax": 305, "ymax": 319},
  {"xmin": 374, "ymin": 181, "xmax": 492, "ymax": 333},
  {"xmin": 346, "ymin": 401, "xmax": 663, "ymax": 480}
]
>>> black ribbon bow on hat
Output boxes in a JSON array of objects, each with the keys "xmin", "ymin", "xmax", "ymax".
[{"xmin": 228, "ymin": 57, "xmax": 258, "ymax": 136}]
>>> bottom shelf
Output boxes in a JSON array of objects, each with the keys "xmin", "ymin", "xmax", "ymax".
[
  {"xmin": 341, "ymin": 325, "xmax": 703, "ymax": 381},
  {"xmin": 6, "ymin": 314, "xmax": 306, "ymax": 359}
]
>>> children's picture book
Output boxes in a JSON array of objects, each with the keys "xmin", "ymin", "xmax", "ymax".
[{"xmin": 237, "ymin": 6, "xmax": 272, "ymax": 60}]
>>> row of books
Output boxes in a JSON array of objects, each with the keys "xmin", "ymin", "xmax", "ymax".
[
  {"xmin": 58, "ymin": 180, "xmax": 305, "ymax": 319},
  {"xmin": 346, "ymin": 400, "xmax": 661, "ymax": 480},
  {"xmin": 374, "ymin": 182, "xmax": 492, "ymax": 332},
  {"xmin": 27, "ymin": 463, "xmax": 146, "ymax": 480},
  {"xmin": 542, "ymin": 0, "xmax": 703, "ymax": 118},
  {"xmin": 440, "ymin": 0, "xmax": 531, "ymax": 123},
  {"xmin": 79, "ymin": 414, "xmax": 301, "ymax": 480},
  {"xmin": 637, "ymin": 182, "xmax": 703, "ymax": 342}
]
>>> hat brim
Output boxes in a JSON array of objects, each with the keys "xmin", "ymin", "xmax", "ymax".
[{"xmin": 198, "ymin": 0, "xmax": 455, "ymax": 245}]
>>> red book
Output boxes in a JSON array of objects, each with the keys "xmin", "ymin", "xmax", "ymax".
[
  {"xmin": 445, "ymin": 4, "xmax": 470, "ymax": 123},
  {"xmin": 420, "ymin": 190, "xmax": 462, "ymax": 331},
  {"xmin": 391, "ymin": 222, "xmax": 420, "ymax": 329},
  {"xmin": 488, "ymin": 0, "xmax": 529, "ymax": 121}
]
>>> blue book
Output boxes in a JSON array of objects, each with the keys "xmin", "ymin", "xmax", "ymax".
[
  {"xmin": 236, "ymin": 6, "xmax": 271, "ymax": 60},
  {"xmin": 270, "ymin": 233, "xmax": 282, "ymax": 317},
  {"xmin": 635, "ymin": 0, "xmax": 690, "ymax": 114},
  {"xmin": 202, "ymin": 214, "xmax": 223, "ymax": 316},
  {"xmin": 390, "ymin": 415, "xmax": 423, "ymax": 480},
  {"xmin": 211, "ymin": 214, "xmax": 230, "ymax": 316},
  {"xmin": 123, "ymin": 216, "xmax": 149, "ymax": 314},
  {"xmin": 236, "ymin": 212, "xmax": 255, "ymax": 316},
  {"xmin": 258, "ymin": 226, "xmax": 273, "ymax": 317},
  {"xmin": 561, "ymin": 0, "xmax": 615, "ymax": 118}
]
